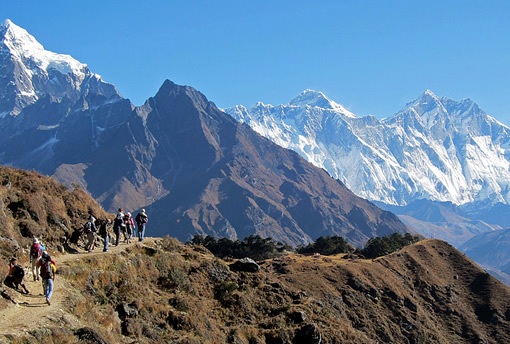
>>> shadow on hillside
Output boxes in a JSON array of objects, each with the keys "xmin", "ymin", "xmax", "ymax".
[
  {"xmin": 22, "ymin": 294, "xmax": 45, "ymax": 299},
  {"xmin": 20, "ymin": 302, "xmax": 49, "ymax": 308}
]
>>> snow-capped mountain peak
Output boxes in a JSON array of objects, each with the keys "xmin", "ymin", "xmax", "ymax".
[
  {"xmin": 289, "ymin": 89, "xmax": 356, "ymax": 118},
  {"xmin": 0, "ymin": 19, "xmax": 120, "ymax": 117},
  {"xmin": 1, "ymin": 19, "xmax": 87, "ymax": 79}
]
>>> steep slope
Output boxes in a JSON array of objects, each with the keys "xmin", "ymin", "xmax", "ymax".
[
  {"xmin": 0, "ymin": 19, "xmax": 128, "ymax": 177},
  {"xmin": 2, "ymin": 237, "xmax": 510, "ymax": 343}
]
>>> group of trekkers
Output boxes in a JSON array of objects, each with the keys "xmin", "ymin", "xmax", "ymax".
[
  {"xmin": 4, "ymin": 238, "xmax": 56, "ymax": 305},
  {"xmin": 3, "ymin": 208, "xmax": 148, "ymax": 306},
  {"xmin": 84, "ymin": 208, "xmax": 149, "ymax": 253}
]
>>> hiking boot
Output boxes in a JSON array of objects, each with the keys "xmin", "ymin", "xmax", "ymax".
[{"xmin": 46, "ymin": 298, "xmax": 51, "ymax": 305}]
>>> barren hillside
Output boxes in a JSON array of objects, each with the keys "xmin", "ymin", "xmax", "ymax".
[{"xmin": 1, "ymin": 236, "xmax": 509, "ymax": 343}]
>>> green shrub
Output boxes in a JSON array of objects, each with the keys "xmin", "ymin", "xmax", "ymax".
[
  {"xmin": 296, "ymin": 235, "xmax": 353, "ymax": 255},
  {"xmin": 361, "ymin": 233, "xmax": 422, "ymax": 259},
  {"xmin": 189, "ymin": 235, "xmax": 286, "ymax": 260}
]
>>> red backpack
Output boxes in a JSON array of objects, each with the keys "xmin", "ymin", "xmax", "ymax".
[{"xmin": 31, "ymin": 243, "xmax": 41, "ymax": 259}]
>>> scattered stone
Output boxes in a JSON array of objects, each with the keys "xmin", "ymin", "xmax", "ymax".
[
  {"xmin": 143, "ymin": 246, "xmax": 158, "ymax": 256},
  {"xmin": 74, "ymin": 327, "xmax": 108, "ymax": 344},
  {"xmin": 0, "ymin": 287, "xmax": 17, "ymax": 304},
  {"xmin": 166, "ymin": 310, "xmax": 192, "ymax": 331},
  {"xmin": 288, "ymin": 310, "xmax": 307, "ymax": 324},
  {"xmin": 116, "ymin": 302, "xmax": 139, "ymax": 336},
  {"xmin": 116, "ymin": 301, "xmax": 139, "ymax": 319}
]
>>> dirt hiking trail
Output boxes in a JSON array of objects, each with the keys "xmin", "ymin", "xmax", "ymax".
[{"xmin": 0, "ymin": 239, "xmax": 148, "ymax": 340}]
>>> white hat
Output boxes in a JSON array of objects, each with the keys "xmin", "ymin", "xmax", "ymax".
[
  {"xmin": 141, "ymin": 209, "xmax": 146, "ymax": 213},
  {"xmin": 33, "ymin": 238, "xmax": 39, "ymax": 243}
]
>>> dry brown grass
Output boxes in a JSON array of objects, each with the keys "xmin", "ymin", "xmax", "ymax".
[
  {"xmin": 0, "ymin": 166, "xmax": 111, "ymax": 264},
  {"xmin": 2, "ymin": 236, "xmax": 510, "ymax": 343}
]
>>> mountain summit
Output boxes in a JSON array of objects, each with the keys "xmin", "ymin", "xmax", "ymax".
[
  {"xmin": 289, "ymin": 89, "xmax": 356, "ymax": 117},
  {"xmin": 0, "ymin": 19, "xmax": 120, "ymax": 116}
]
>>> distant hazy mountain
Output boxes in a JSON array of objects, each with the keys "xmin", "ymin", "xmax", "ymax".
[
  {"xmin": 375, "ymin": 200, "xmax": 498, "ymax": 247},
  {"xmin": 0, "ymin": 19, "xmax": 409, "ymax": 246},
  {"xmin": 460, "ymin": 228, "xmax": 510, "ymax": 285}
]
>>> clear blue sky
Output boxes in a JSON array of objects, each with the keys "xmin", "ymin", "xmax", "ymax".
[{"xmin": 3, "ymin": 1, "xmax": 510, "ymax": 124}]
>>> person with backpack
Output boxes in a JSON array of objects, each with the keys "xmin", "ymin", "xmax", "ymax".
[
  {"xmin": 29, "ymin": 238, "xmax": 42, "ymax": 281},
  {"xmin": 5, "ymin": 257, "xmax": 29, "ymax": 294},
  {"xmin": 124, "ymin": 212, "xmax": 135, "ymax": 244},
  {"xmin": 99, "ymin": 218, "xmax": 112, "ymax": 252},
  {"xmin": 38, "ymin": 252, "xmax": 56, "ymax": 305},
  {"xmin": 113, "ymin": 208, "xmax": 125, "ymax": 246},
  {"xmin": 135, "ymin": 209, "xmax": 148, "ymax": 242},
  {"xmin": 84, "ymin": 214, "xmax": 98, "ymax": 252}
]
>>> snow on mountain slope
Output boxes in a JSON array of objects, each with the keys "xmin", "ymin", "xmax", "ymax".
[
  {"xmin": 227, "ymin": 90, "xmax": 510, "ymax": 208},
  {"xmin": 0, "ymin": 19, "xmax": 120, "ymax": 117},
  {"xmin": 1, "ymin": 19, "xmax": 87, "ymax": 78}
]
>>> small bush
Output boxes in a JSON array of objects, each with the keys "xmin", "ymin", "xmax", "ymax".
[
  {"xmin": 214, "ymin": 281, "xmax": 239, "ymax": 306},
  {"xmin": 159, "ymin": 267, "xmax": 193, "ymax": 293}
]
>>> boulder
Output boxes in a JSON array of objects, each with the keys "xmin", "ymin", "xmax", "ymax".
[{"xmin": 230, "ymin": 258, "xmax": 260, "ymax": 272}]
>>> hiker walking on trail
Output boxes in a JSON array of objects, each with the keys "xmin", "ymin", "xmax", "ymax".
[
  {"xmin": 5, "ymin": 257, "xmax": 29, "ymax": 294},
  {"xmin": 124, "ymin": 212, "xmax": 135, "ymax": 244},
  {"xmin": 29, "ymin": 238, "xmax": 42, "ymax": 281},
  {"xmin": 99, "ymin": 218, "xmax": 112, "ymax": 252},
  {"xmin": 84, "ymin": 214, "xmax": 98, "ymax": 252},
  {"xmin": 135, "ymin": 209, "xmax": 148, "ymax": 242},
  {"xmin": 113, "ymin": 208, "xmax": 125, "ymax": 246},
  {"xmin": 38, "ymin": 252, "xmax": 56, "ymax": 305}
]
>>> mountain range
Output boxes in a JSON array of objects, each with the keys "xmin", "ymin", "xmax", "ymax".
[
  {"xmin": 227, "ymin": 89, "xmax": 510, "ymax": 211},
  {"xmin": 0, "ymin": 19, "xmax": 410, "ymax": 247}
]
